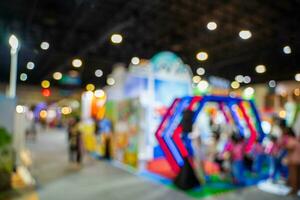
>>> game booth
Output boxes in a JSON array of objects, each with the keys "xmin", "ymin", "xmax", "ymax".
[{"xmin": 80, "ymin": 52, "xmax": 286, "ymax": 198}]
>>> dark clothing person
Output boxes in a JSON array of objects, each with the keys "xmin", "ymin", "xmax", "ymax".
[
  {"xmin": 68, "ymin": 119, "xmax": 82, "ymax": 164},
  {"xmin": 181, "ymin": 110, "xmax": 194, "ymax": 133}
]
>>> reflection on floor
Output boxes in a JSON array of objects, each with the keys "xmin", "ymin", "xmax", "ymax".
[{"xmin": 9, "ymin": 129, "xmax": 297, "ymax": 200}]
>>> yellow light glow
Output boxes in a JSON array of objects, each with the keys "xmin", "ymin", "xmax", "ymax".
[
  {"xmin": 72, "ymin": 58, "xmax": 82, "ymax": 68},
  {"xmin": 86, "ymin": 84, "xmax": 95, "ymax": 91},
  {"xmin": 279, "ymin": 110, "xmax": 286, "ymax": 119},
  {"xmin": 239, "ymin": 30, "xmax": 252, "ymax": 40},
  {"xmin": 207, "ymin": 22, "xmax": 217, "ymax": 30},
  {"xmin": 231, "ymin": 81, "xmax": 240, "ymax": 89},
  {"xmin": 294, "ymin": 88, "xmax": 300, "ymax": 96},
  {"xmin": 192, "ymin": 75, "xmax": 201, "ymax": 83},
  {"xmin": 111, "ymin": 34, "xmax": 123, "ymax": 44},
  {"xmin": 41, "ymin": 80, "xmax": 50, "ymax": 88},
  {"xmin": 196, "ymin": 51, "xmax": 208, "ymax": 61},
  {"xmin": 40, "ymin": 110, "xmax": 47, "ymax": 119},
  {"xmin": 255, "ymin": 64, "xmax": 266, "ymax": 74},
  {"xmin": 61, "ymin": 107, "xmax": 72, "ymax": 115},
  {"xmin": 53, "ymin": 72, "xmax": 62, "ymax": 80}
]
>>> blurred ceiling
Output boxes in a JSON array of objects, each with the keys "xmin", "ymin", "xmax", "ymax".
[{"xmin": 0, "ymin": 0, "xmax": 299, "ymax": 88}]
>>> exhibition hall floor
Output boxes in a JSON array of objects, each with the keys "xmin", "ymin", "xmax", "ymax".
[{"xmin": 11, "ymin": 129, "xmax": 296, "ymax": 200}]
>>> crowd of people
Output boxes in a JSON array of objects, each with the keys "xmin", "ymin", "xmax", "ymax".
[{"xmin": 191, "ymin": 116, "xmax": 300, "ymax": 195}]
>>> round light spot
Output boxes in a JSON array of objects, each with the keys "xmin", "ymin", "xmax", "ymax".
[
  {"xmin": 295, "ymin": 73, "xmax": 300, "ymax": 82},
  {"xmin": 255, "ymin": 64, "xmax": 266, "ymax": 74},
  {"xmin": 243, "ymin": 87, "xmax": 255, "ymax": 99},
  {"xmin": 294, "ymin": 88, "xmax": 300, "ymax": 96},
  {"xmin": 283, "ymin": 45, "xmax": 291, "ymax": 54},
  {"xmin": 239, "ymin": 30, "xmax": 252, "ymax": 40},
  {"xmin": 41, "ymin": 80, "xmax": 50, "ymax": 88},
  {"xmin": 192, "ymin": 75, "xmax": 201, "ymax": 83},
  {"xmin": 243, "ymin": 76, "xmax": 251, "ymax": 84},
  {"xmin": 111, "ymin": 34, "xmax": 123, "ymax": 44},
  {"xmin": 53, "ymin": 72, "xmax": 62, "ymax": 80},
  {"xmin": 197, "ymin": 80, "xmax": 209, "ymax": 91},
  {"xmin": 26, "ymin": 62, "xmax": 35, "ymax": 70},
  {"xmin": 16, "ymin": 105, "xmax": 25, "ymax": 113},
  {"xmin": 196, "ymin": 67, "xmax": 205, "ymax": 75},
  {"xmin": 268, "ymin": 80, "xmax": 276, "ymax": 88},
  {"xmin": 40, "ymin": 41, "xmax": 50, "ymax": 50},
  {"xmin": 39, "ymin": 110, "xmax": 48, "ymax": 119},
  {"xmin": 235, "ymin": 75, "xmax": 244, "ymax": 83},
  {"xmin": 61, "ymin": 107, "xmax": 72, "ymax": 115},
  {"xmin": 131, "ymin": 57, "xmax": 140, "ymax": 65},
  {"xmin": 72, "ymin": 59, "xmax": 82, "ymax": 68},
  {"xmin": 95, "ymin": 69, "xmax": 103, "ymax": 77},
  {"xmin": 86, "ymin": 83, "xmax": 95, "ymax": 91},
  {"xmin": 107, "ymin": 77, "xmax": 115, "ymax": 86},
  {"xmin": 207, "ymin": 22, "xmax": 217, "ymax": 31},
  {"xmin": 231, "ymin": 81, "xmax": 240, "ymax": 89},
  {"xmin": 279, "ymin": 110, "xmax": 286, "ymax": 119},
  {"xmin": 20, "ymin": 73, "xmax": 28, "ymax": 81},
  {"xmin": 196, "ymin": 51, "xmax": 208, "ymax": 61}
]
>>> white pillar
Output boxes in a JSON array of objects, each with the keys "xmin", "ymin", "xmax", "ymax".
[{"xmin": 8, "ymin": 49, "xmax": 18, "ymax": 98}]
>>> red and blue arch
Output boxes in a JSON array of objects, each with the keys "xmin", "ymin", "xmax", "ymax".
[{"xmin": 155, "ymin": 95, "xmax": 265, "ymax": 173}]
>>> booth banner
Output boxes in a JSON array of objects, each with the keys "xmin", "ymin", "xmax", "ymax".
[{"xmin": 108, "ymin": 98, "xmax": 141, "ymax": 168}]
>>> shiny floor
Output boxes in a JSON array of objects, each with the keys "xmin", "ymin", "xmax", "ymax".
[{"xmin": 10, "ymin": 129, "xmax": 298, "ymax": 200}]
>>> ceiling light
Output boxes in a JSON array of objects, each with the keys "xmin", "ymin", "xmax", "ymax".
[
  {"xmin": 40, "ymin": 41, "xmax": 50, "ymax": 50},
  {"xmin": 295, "ymin": 73, "xmax": 300, "ymax": 82},
  {"xmin": 268, "ymin": 80, "xmax": 276, "ymax": 88},
  {"xmin": 107, "ymin": 77, "xmax": 115, "ymax": 86},
  {"xmin": 26, "ymin": 62, "xmax": 35, "ymax": 70},
  {"xmin": 131, "ymin": 57, "xmax": 140, "ymax": 65},
  {"xmin": 72, "ymin": 58, "xmax": 82, "ymax": 68},
  {"xmin": 86, "ymin": 84, "xmax": 95, "ymax": 91},
  {"xmin": 283, "ymin": 45, "xmax": 291, "ymax": 54},
  {"xmin": 255, "ymin": 64, "xmax": 266, "ymax": 74},
  {"xmin": 53, "ymin": 72, "xmax": 62, "ymax": 80},
  {"xmin": 231, "ymin": 81, "xmax": 240, "ymax": 89},
  {"xmin": 207, "ymin": 22, "xmax": 217, "ymax": 31},
  {"xmin": 41, "ymin": 80, "xmax": 50, "ymax": 88},
  {"xmin": 235, "ymin": 75, "xmax": 244, "ymax": 83},
  {"xmin": 192, "ymin": 75, "xmax": 201, "ymax": 83},
  {"xmin": 196, "ymin": 51, "xmax": 208, "ymax": 61},
  {"xmin": 243, "ymin": 76, "xmax": 251, "ymax": 84},
  {"xmin": 239, "ymin": 30, "xmax": 252, "ymax": 40},
  {"xmin": 196, "ymin": 67, "xmax": 205, "ymax": 75},
  {"xmin": 111, "ymin": 34, "xmax": 123, "ymax": 44},
  {"xmin": 20, "ymin": 73, "xmax": 27, "ymax": 81},
  {"xmin": 95, "ymin": 69, "xmax": 103, "ymax": 77}
]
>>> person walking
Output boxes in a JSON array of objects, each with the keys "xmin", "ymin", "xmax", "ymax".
[
  {"xmin": 68, "ymin": 117, "xmax": 83, "ymax": 165},
  {"xmin": 285, "ymin": 131, "xmax": 300, "ymax": 195}
]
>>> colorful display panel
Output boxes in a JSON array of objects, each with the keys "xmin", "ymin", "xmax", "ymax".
[{"xmin": 155, "ymin": 95, "xmax": 265, "ymax": 173}]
